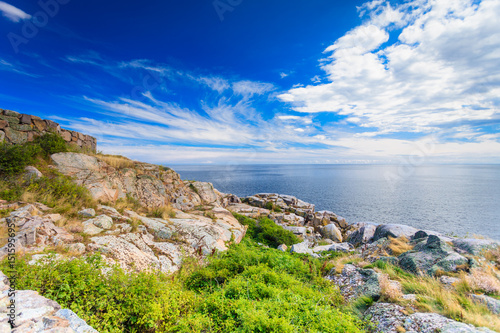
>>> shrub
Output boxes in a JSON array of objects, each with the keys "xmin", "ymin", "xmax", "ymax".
[
  {"xmin": 254, "ymin": 218, "xmax": 300, "ymax": 247},
  {"xmin": 232, "ymin": 213, "xmax": 300, "ymax": 247},
  {"xmin": 0, "ymin": 255, "xmax": 197, "ymax": 332},
  {"xmin": 33, "ymin": 132, "xmax": 68, "ymax": 156},
  {"xmin": 0, "ymin": 142, "xmax": 41, "ymax": 175}
]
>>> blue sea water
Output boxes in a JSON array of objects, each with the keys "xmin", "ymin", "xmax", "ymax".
[{"xmin": 173, "ymin": 164, "xmax": 500, "ymax": 240}]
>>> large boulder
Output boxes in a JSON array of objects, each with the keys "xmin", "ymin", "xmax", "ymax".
[
  {"xmin": 372, "ymin": 224, "xmax": 419, "ymax": 242},
  {"xmin": 347, "ymin": 222, "xmax": 378, "ymax": 246},
  {"xmin": 321, "ymin": 223, "xmax": 343, "ymax": 242},
  {"xmin": 398, "ymin": 235, "xmax": 468, "ymax": 276},
  {"xmin": 189, "ymin": 182, "xmax": 220, "ymax": 205}
]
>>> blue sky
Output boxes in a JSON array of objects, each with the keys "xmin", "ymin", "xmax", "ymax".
[{"xmin": 0, "ymin": 0, "xmax": 499, "ymax": 164}]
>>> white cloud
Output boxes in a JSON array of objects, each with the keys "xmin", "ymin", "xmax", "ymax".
[
  {"xmin": 0, "ymin": 1, "xmax": 30, "ymax": 22},
  {"xmin": 0, "ymin": 59, "xmax": 38, "ymax": 77},
  {"xmin": 279, "ymin": 0, "xmax": 500, "ymax": 137},
  {"xmin": 197, "ymin": 76, "xmax": 230, "ymax": 93},
  {"xmin": 232, "ymin": 80, "xmax": 275, "ymax": 97}
]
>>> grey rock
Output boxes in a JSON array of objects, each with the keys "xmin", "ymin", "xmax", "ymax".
[
  {"xmin": 329, "ymin": 264, "xmax": 382, "ymax": 302},
  {"xmin": 290, "ymin": 241, "xmax": 312, "ymax": 255},
  {"xmin": 67, "ymin": 243, "xmax": 86, "ymax": 254},
  {"xmin": 55, "ymin": 309, "xmax": 99, "ymax": 333},
  {"xmin": 470, "ymin": 294, "xmax": 500, "ymax": 314},
  {"xmin": 82, "ymin": 223, "xmax": 104, "ymax": 235},
  {"xmin": 78, "ymin": 208, "xmax": 96, "ymax": 218},
  {"xmin": 313, "ymin": 243, "xmax": 353, "ymax": 253},
  {"xmin": 347, "ymin": 222, "xmax": 378, "ymax": 246},
  {"xmin": 452, "ymin": 238, "xmax": 500, "ymax": 255},
  {"xmin": 398, "ymin": 235, "xmax": 468, "ymax": 276},
  {"xmin": 364, "ymin": 303, "xmax": 406, "ymax": 333},
  {"xmin": 85, "ymin": 215, "xmax": 113, "ymax": 230},
  {"xmin": 282, "ymin": 225, "xmax": 307, "ymax": 237},
  {"xmin": 372, "ymin": 224, "xmax": 419, "ymax": 242},
  {"xmin": 23, "ymin": 166, "xmax": 43, "ymax": 181}
]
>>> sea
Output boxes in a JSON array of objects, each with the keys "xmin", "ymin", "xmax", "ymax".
[{"xmin": 173, "ymin": 164, "xmax": 500, "ymax": 241}]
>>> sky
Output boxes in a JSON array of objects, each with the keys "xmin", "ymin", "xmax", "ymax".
[{"xmin": 0, "ymin": 0, "xmax": 499, "ymax": 165}]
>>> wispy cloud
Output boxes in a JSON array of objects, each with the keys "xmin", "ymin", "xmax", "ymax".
[
  {"xmin": 0, "ymin": 59, "xmax": 39, "ymax": 77},
  {"xmin": 0, "ymin": 1, "xmax": 30, "ymax": 22}
]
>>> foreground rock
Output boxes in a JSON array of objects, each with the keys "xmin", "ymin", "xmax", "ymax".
[
  {"xmin": 365, "ymin": 303, "xmax": 496, "ymax": 333},
  {"xmin": 0, "ymin": 271, "xmax": 97, "ymax": 332}
]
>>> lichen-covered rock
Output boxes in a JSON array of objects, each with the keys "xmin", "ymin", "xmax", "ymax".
[
  {"xmin": 372, "ymin": 224, "xmax": 419, "ymax": 242},
  {"xmin": 277, "ymin": 244, "xmax": 287, "ymax": 252},
  {"xmin": 452, "ymin": 238, "xmax": 500, "ymax": 255},
  {"xmin": 398, "ymin": 235, "xmax": 468, "ymax": 276},
  {"xmin": 85, "ymin": 215, "xmax": 113, "ymax": 230},
  {"xmin": 365, "ymin": 303, "xmax": 496, "ymax": 333},
  {"xmin": 290, "ymin": 241, "xmax": 313, "ymax": 255},
  {"xmin": 364, "ymin": 303, "xmax": 407, "ymax": 332},
  {"xmin": 312, "ymin": 243, "xmax": 353, "ymax": 253},
  {"xmin": 328, "ymin": 264, "xmax": 382, "ymax": 302},
  {"xmin": 23, "ymin": 166, "xmax": 43, "ymax": 181}
]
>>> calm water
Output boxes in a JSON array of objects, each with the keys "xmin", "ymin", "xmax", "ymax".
[{"xmin": 174, "ymin": 165, "xmax": 500, "ymax": 240}]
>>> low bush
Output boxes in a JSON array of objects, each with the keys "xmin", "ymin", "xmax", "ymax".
[
  {"xmin": 0, "ymin": 142, "xmax": 41, "ymax": 175},
  {"xmin": 233, "ymin": 213, "xmax": 300, "ymax": 248},
  {"xmin": 33, "ymin": 132, "xmax": 68, "ymax": 157}
]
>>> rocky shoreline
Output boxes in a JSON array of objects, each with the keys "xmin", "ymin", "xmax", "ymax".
[{"xmin": 0, "ymin": 150, "xmax": 499, "ymax": 332}]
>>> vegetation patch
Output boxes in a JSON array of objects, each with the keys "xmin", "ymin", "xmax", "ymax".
[{"xmin": 233, "ymin": 213, "xmax": 300, "ymax": 247}]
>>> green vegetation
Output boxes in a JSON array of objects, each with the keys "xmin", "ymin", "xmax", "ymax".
[
  {"xmin": 3, "ymin": 238, "xmax": 366, "ymax": 333},
  {"xmin": 264, "ymin": 201, "xmax": 283, "ymax": 213},
  {"xmin": 0, "ymin": 142, "xmax": 41, "ymax": 175},
  {"xmin": 0, "ymin": 133, "xmax": 95, "ymax": 214},
  {"xmin": 33, "ymin": 132, "xmax": 68, "ymax": 157},
  {"xmin": 233, "ymin": 213, "xmax": 300, "ymax": 247}
]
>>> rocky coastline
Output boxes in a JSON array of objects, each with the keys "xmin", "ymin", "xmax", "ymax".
[{"xmin": 1, "ymin": 124, "xmax": 499, "ymax": 332}]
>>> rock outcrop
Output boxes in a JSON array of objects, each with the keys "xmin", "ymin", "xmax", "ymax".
[
  {"xmin": 0, "ymin": 203, "xmax": 246, "ymax": 274},
  {"xmin": 51, "ymin": 152, "xmax": 236, "ymax": 210}
]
